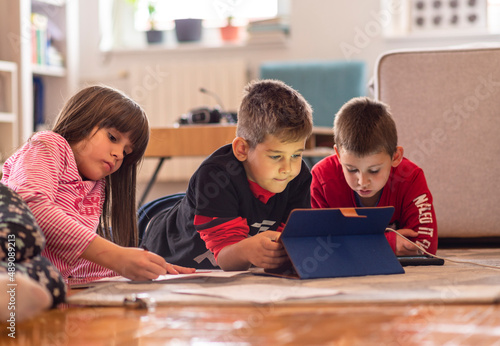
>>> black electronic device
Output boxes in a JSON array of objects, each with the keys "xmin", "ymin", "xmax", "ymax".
[
  {"xmin": 177, "ymin": 87, "xmax": 237, "ymax": 125},
  {"xmin": 397, "ymin": 255, "xmax": 444, "ymax": 266},
  {"xmin": 178, "ymin": 107, "xmax": 222, "ymax": 124}
]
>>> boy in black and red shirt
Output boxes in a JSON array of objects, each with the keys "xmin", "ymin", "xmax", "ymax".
[{"xmin": 142, "ymin": 79, "xmax": 313, "ymax": 270}]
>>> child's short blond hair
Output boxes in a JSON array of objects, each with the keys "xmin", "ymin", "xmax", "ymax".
[
  {"xmin": 334, "ymin": 97, "xmax": 397, "ymax": 156},
  {"xmin": 236, "ymin": 79, "xmax": 313, "ymax": 148}
]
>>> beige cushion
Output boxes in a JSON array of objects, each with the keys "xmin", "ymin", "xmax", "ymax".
[{"xmin": 374, "ymin": 45, "xmax": 500, "ymax": 238}]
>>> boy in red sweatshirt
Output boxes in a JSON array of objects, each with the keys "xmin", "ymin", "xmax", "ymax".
[{"xmin": 311, "ymin": 97, "xmax": 437, "ymax": 255}]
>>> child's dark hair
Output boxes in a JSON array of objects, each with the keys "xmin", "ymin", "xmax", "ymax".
[
  {"xmin": 334, "ymin": 97, "xmax": 397, "ymax": 156},
  {"xmin": 236, "ymin": 79, "xmax": 313, "ymax": 148},
  {"xmin": 52, "ymin": 85, "xmax": 149, "ymax": 247}
]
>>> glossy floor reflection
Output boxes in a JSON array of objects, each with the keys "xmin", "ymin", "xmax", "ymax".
[{"xmin": 4, "ymin": 303, "xmax": 500, "ymax": 345}]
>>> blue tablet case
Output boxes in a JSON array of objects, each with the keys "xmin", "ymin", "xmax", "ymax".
[{"xmin": 265, "ymin": 207, "xmax": 405, "ymax": 279}]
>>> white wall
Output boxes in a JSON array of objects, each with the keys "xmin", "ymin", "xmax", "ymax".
[
  {"xmin": 79, "ymin": 1, "xmax": 386, "ymax": 84},
  {"xmin": 76, "ymin": 0, "xmax": 498, "ymax": 183},
  {"xmin": 78, "ymin": 0, "xmax": 497, "ymax": 94}
]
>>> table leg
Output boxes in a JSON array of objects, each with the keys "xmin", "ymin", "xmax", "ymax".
[{"xmin": 138, "ymin": 158, "xmax": 167, "ymax": 207}]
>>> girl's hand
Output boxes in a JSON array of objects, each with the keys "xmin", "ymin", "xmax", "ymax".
[
  {"xmin": 81, "ymin": 236, "xmax": 195, "ymax": 281},
  {"xmin": 165, "ymin": 262, "xmax": 197, "ymax": 275},
  {"xmin": 395, "ymin": 228, "xmax": 420, "ymax": 256},
  {"xmin": 115, "ymin": 247, "xmax": 196, "ymax": 280}
]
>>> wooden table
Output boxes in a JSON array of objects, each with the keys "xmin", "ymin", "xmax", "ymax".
[
  {"xmin": 139, "ymin": 125, "xmax": 334, "ymax": 206},
  {"xmin": 5, "ymin": 299, "xmax": 500, "ymax": 344}
]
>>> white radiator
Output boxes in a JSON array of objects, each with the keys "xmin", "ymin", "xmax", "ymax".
[{"xmin": 128, "ymin": 59, "xmax": 249, "ymax": 182}]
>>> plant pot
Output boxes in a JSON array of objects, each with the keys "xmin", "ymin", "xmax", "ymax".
[
  {"xmin": 146, "ymin": 30, "xmax": 164, "ymax": 44},
  {"xmin": 175, "ymin": 18, "xmax": 202, "ymax": 42},
  {"xmin": 220, "ymin": 25, "xmax": 239, "ymax": 42}
]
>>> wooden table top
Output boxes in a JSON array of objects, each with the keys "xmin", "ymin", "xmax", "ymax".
[
  {"xmin": 4, "ymin": 298, "xmax": 500, "ymax": 344},
  {"xmin": 145, "ymin": 125, "xmax": 334, "ymax": 158}
]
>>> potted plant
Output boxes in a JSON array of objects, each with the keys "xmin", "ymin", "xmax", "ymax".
[
  {"xmin": 174, "ymin": 18, "xmax": 203, "ymax": 42},
  {"xmin": 145, "ymin": 2, "xmax": 163, "ymax": 44},
  {"xmin": 220, "ymin": 16, "xmax": 239, "ymax": 42},
  {"xmin": 126, "ymin": 0, "xmax": 163, "ymax": 44}
]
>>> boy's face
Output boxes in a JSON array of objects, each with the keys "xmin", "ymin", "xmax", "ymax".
[
  {"xmin": 335, "ymin": 146, "xmax": 403, "ymax": 207},
  {"xmin": 242, "ymin": 135, "xmax": 306, "ymax": 193}
]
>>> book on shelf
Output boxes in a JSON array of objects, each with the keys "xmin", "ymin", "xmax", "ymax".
[
  {"xmin": 31, "ymin": 12, "xmax": 48, "ymax": 65},
  {"xmin": 247, "ymin": 17, "xmax": 290, "ymax": 34},
  {"xmin": 33, "ymin": 76, "xmax": 45, "ymax": 130},
  {"xmin": 246, "ymin": 17, "xmax": 290, "ymax": 45},
  {"xmin": 31, "ymin": 12, "xmax": 64, "ymax": 68}
]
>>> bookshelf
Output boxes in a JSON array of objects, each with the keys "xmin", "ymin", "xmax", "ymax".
[
  {"xmin": 0, "ymin": 61, "xmax": 17, "ymax": 163},
  {"xmin": 0, "ymin": 0, "xmax": 78, "ymax": 144}
]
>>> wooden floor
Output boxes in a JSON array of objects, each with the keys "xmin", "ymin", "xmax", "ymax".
[
  {"xmin": 3, "ymin": 185, "xmax": 499, "ymax": 344},
  {"xmin": 4, "ymin": 299, "xmax": 500, "ymax": 345},
  {"xmin": 5, "ymin": 178, "xmax": 500, "ymax": 344}
]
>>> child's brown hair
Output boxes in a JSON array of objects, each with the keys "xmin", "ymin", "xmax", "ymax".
[
  {"xmin": 52, "ymin": 85, "xmax": 149, "ymax": 247},
  {"xmin": 334, "ymin": 97, "xmax": 397, "ymax": 156},
  {"xmin": 236, "ymin": 79, "xmax": 313, "ymax": 148}
]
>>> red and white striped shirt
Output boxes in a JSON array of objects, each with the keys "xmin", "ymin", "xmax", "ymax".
[{"xmin": 1, "ymin": 131, "xmax": 115, "ymax": 278}]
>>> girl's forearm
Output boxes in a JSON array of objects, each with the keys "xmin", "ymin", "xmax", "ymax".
[{"xmin": 80, "ymin": 236, "xmax": 122, "ymax": 272}]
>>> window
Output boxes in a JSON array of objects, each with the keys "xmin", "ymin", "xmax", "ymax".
[
  {"xmin": 488, "ymin": 0, "xmax": 500, "ymax": 31},
  {"xmin": 100, "ymin": 0, "xmax": 289, "ymax": 50},
  {"xmin": 133, "ymin": 0, "xmax": 280, "ymax": 31}
]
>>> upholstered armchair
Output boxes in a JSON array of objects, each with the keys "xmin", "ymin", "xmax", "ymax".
[{"xmin": 374, "ymin": 44, "xmax": 500, "ymax": 240}]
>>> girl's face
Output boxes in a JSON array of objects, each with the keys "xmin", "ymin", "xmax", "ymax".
[{"xmin": 71, "ymin": 127, "xmax": 133, "ymax": 181}]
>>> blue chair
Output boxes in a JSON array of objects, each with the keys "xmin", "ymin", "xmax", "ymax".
[
  {"xmin": 260, "ymin": 60, "xmax": 367, "ymax": 128},
  {"xmin": 138, "ymin": 193, "xmax": 185, "ymax": 244}
]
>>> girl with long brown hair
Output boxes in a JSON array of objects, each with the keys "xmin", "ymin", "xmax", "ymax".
[{"xmin": 1, "ymin": 85, "xmax": 194, "ymax": 280}]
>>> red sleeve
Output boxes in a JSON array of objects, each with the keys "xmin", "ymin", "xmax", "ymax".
[
  {"xmin": 403, "ymin": 192, "xmax": 438, "ymax": 255},
  {"xmin": 194, "ymin": 216, "xmax": 286, "ymax": 261},
  {"xmin": 310, "ymin": 155, "xmax": 355, "ymax": 209},
  {"xmin": 311, "ymin": 167, "xmax": 330, "ymax": 208},
  {"xmin": 396, "ymin": 166, "xmax": 438, "ymax": 255},
  {"xmin": 194, "ymin": 215, "xmax": 249, "ymax": 261},
  {"xmin": 385, "ymin": 231, "xmax": 397, "ymax": 253}
]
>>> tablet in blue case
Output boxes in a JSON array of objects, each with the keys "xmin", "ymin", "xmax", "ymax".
[{"xmin": 265, "ymin": 207, "xmax": 405, "ymax": 279}]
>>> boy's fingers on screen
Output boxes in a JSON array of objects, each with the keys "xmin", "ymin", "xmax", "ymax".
[
  {"xmin": 402, "ymin": 242, "xmax": 419, "ymax": 254},
  {"xmin": 396, "ymin": 240, "xmax": 419, "ymax": 256},
  {"xmin": 403, "ymin": 240, "xmax": 417, "ymax": 249},
  {"xmin": 394, "ymin": 228, "xmax": 420, "ymax": 255}
]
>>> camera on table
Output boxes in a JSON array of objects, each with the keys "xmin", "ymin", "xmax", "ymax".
[{"xmin": 177, "ymin": 107, "xmax": 237, "ymax": 125}]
